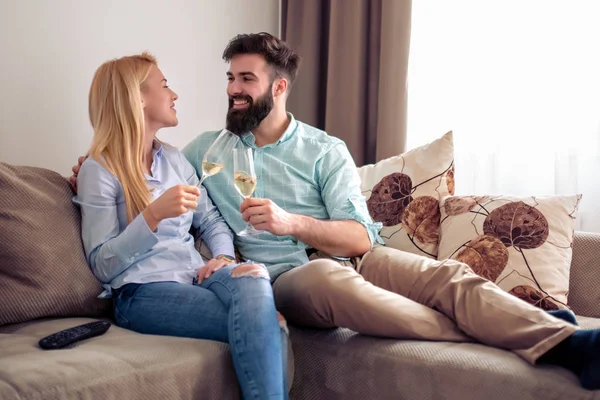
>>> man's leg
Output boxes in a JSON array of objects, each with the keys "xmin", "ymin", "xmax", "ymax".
[
  {"xmin": 273, "ymin": 258, "xmax": 470, "ymax": 342},
  {"xmin": 357, "ymin": 246, "xmax": 577, "ymax": 364}
]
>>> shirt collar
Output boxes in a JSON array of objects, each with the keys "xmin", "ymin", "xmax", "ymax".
[
  {"xmin": 144, "ymin": 140, "xmax": 164, "ymax": 183},
  {"xmin": 153, "ymin": 139, "xmax": 164, "ymax": 158},
  {"xmin": 241, "ymin": 113, "xmax": 298, "ymax": 149}
]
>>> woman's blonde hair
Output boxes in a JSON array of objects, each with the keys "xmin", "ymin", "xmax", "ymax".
[{"xmin": 88, "ymin": 52, "xmax": 157, "ymax": 222}]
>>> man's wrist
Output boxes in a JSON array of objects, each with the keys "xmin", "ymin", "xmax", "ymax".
[{"xmin": 289, "ymin": 213, "xmax": 309, "ymax": 238}]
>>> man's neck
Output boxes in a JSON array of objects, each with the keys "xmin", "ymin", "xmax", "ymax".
[{"xmin": 252, "ymin": 109, "xmax": 290, "ymax": 148}]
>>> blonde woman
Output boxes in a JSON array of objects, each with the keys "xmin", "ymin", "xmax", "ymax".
[{"xmin": 74, "ymin": 53, "xmax": 287, "ymax": 399}]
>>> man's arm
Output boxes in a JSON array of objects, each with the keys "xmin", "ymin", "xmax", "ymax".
[
  {"xmin": 241, "ymin": 142, "xmax": 383, "ymax": 257},
  {"xmin": 242, "ymin": 197, "xmax": 370, "ymax": 256},
  {"xmin": 292, "ymin": 215, "xmax": 370, "ymax": 257}
]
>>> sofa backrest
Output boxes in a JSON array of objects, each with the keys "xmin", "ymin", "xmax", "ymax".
[
  {"xmin": 568, "ymin": 231, "xmax": 600, "ymax": 318},
  {"xmin": 0, "ymin": 163, "xmax": 111, "ymax": 327}
]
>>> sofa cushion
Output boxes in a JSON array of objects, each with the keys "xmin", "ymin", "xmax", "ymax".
[
  {"xmin": 0, "ymin": 318, "xmax": 240, "ymax": 400},
  {"xmin": 0, "ymin": 163, "xmax": 110, "ymax": 326},
  {"xmin": 357, "ymin": 132, "xmax": 454, "ymax": 258},
  {"xmin": 438, "ymin": 194, "xmax": 582, "ymax": 310},
  {"xmin": 289, "ymin": 320, "xmax": 600, "ymax": 400}
]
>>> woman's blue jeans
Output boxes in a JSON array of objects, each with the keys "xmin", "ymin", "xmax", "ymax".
[{"xmin": 113, "ymin": 263, "xmax": 288, "ymax": 400}]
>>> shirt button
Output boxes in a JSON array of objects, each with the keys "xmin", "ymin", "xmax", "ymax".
[
  {"xmin": 187, "ymin": 266, "xmax": 192, "ymax": 270},
  {"xmin": 129, "ymin": 257, "xmax": 135, "ymax": 262}
]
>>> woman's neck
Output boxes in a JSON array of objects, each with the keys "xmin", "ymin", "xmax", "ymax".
[{"xmin": 142, "ymin": 131, "xmax": 157, "ymax": 175}]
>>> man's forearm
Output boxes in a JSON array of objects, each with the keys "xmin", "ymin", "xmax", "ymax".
[{"xmin": 291, "ymin": 215, "xmax": 371, "ymax": 257}]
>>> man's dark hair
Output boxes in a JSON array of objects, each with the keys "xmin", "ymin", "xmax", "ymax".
[{"xmin": 222, "ymin": 32, "xmax": 301, "ymax": 89}]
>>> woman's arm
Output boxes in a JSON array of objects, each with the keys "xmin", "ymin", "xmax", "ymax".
[
  {"xmin": 179, "ymin": 151, "xmax": 235, "ymax": 259},
  {"xmin": 74, "ymin": 159, "xmax": 159, "ymax": 283},
  {"xmin": 193, "ymin": 184, "xmax": 235, "ymax": 259}
]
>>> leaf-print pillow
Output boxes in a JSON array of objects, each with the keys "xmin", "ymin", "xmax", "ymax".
[
  {"xmin": 438, "ymin": 195, "xmax": 582, "ymax": 310},
  {"xmin": 357, "ymin": 131, "xmax": 454, "ymax": 258}
]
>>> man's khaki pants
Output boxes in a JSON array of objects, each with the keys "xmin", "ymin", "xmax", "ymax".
[{"xmin": 272, "ymin": 245, "xmax": 577, "ymax": 364}]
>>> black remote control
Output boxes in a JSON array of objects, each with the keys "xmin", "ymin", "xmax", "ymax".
[{"xmin": 38, "ymin": 321, "xmax": 111, "ymax": 350}]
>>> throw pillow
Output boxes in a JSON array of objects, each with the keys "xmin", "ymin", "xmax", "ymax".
[
  {"xmin": 437, "ymin": 194, "xmax": 582, "ymax": 310},
  {"xmin": 0, "ymin": 163, "xmax": 111, "ymax": 326},
  {"xmin": 357, "ymin": 131, "xmax": 455, "ymax": 258}
]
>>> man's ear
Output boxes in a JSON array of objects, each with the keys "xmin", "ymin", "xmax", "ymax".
[{"xmin": 273, "ymin": 78, "xmax": 288, "ymax": 97}]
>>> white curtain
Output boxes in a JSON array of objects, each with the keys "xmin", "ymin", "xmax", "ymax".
[{"xmin": 407, "ymin": 1, "xmax": 600, "ymax": 233}]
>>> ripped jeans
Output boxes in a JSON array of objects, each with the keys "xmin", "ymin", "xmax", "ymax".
[{"xmin": 113, "ymin": 263, "xmax": 288, "ymax": 400}]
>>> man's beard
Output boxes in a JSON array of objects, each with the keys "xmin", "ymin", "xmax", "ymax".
[{"xmin": 226, "ymin": 90, "xmax": 274, "ymax": 136}]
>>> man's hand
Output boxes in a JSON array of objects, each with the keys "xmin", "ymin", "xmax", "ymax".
[
  {"xmin": 241, "ymin": 198, "xmax": 370, "ymax": 257},
  {"xmin": 196, "ymin": 257, "xmax": 235, "ymax": 285},
  {"xmin": 69, "ymin": 156, "xmax": 88, "ymax": 192},
  {"xmin": 240, "ymin": 198, "xmax": 299, "ymax": 236}
]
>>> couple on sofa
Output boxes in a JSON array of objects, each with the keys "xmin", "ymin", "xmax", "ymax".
[{"xmin": 70, "ymin": 32, "xmax": 600, "ymax": 398}]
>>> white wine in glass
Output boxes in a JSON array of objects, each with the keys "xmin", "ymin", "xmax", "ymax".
[
  {"xmin": 233, "ymin": 148, "xmax": 262, "ymax": 236},
  {"xmin": 234, "ymin": 172, "xmax": 257, "ymax": 198},
  {"xmin": 202, "ymin": 161, "xmax": 225, "ymax": 177},
  {"xmin": 198, "ymin": 129, "xmax": 239, "ymax": 185}
]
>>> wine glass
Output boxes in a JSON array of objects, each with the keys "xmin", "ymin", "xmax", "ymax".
[
  {"xmin": 233, "ymin": 147, "xmax": 262, "ymax": 236},
  {"xmin": 198, "ymin": 129, "xmax": 239, "ymax": 185}
]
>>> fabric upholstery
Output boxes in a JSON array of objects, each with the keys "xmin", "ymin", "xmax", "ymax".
[
  {"xmin": 438, "ymin": 194, "xmax": 582, "ymax": 310},
  {"xmin": 0, "ymin": 317, "xmax": 294, "ymax": 400},
  {"xmin": 0, "ymin": 318, "xmax": 240, "ymax": 400},
  {"xmin": 289, "ymin": 319, "xmax": 600, "ymax": 400},
  {"xmin": 357, "ymin": 132, "xmax": 454, "ymax": 258},
  {"xmin": 0, "ymin": 163, "xmax": 110, "ymax": 326},
  {"xmin": 568, "ymin": 231, "xmax": 600, "ymax": 318}
]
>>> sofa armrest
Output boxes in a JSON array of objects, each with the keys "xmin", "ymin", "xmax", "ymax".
[{"xmin": 568, "ymin": 231, "xmax": 600, "ymax": 318}]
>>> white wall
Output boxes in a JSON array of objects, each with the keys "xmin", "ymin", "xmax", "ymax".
[{"xmin": 0, "ymin": 0, "xmax": 280, "ymax": 175}]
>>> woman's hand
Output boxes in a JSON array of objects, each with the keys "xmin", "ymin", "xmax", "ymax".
[
  {"xmin": 196, "ymin": 256, "xmax": 236, "ymax": 285},
  {"xmin": 143, "ymin": 185, "xmax": 200, "ymax": 230}
]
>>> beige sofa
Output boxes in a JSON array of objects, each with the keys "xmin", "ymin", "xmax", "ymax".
[{"xmin": 1, "ymin": 162, "xmax": 600, "ymax": 400}]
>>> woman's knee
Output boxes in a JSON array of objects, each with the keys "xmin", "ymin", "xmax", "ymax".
[
  {"xmin": 230, "ymin": 263, "xmax": 270, "ymax": 280},
  {"xmin": 226, "ymin": 264, "xmax": 275, "ymax": 300},
  {"xmin": 208, "ymin": 263, "xmax": 271, "ymax": 286}
]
